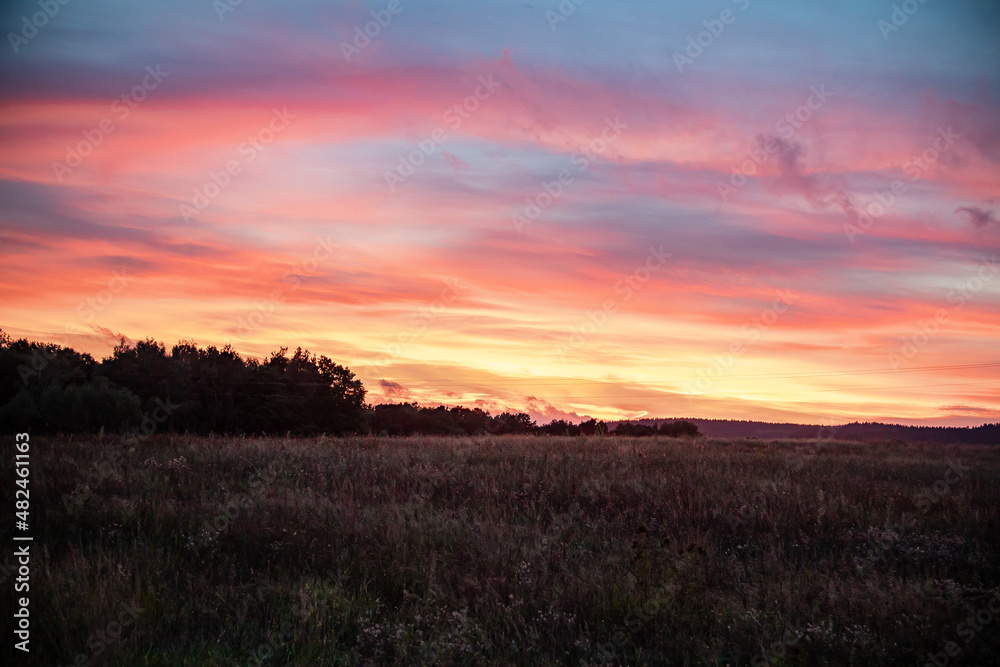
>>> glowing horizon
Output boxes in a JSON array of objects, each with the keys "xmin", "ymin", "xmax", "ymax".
[{"xmin": 2, "ymin": 0, "xmax": 999, "ymax": 427}]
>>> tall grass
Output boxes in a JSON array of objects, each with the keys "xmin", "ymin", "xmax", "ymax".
[{"xmin": 7, "ymin": 434, "xmax": 1000, "ymax": 665}]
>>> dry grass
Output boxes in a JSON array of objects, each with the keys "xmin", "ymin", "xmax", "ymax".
[{"xmin": 7, "ymin": 434, "xmax": 1000, "ymax": 665}]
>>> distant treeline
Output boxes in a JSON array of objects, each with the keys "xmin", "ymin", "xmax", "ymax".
[
  {"xmin": 3, "ymin": 331, "xmax": 992, "ymax": 443},
  {"xmin": 370, "ymin": 403, "xmax": 538, "ymax": 436},
  {"xmin": 618, "ymin": 418, "xmax": 1000, "ymax": 446},
  {"xmin": 614, "ymin": 420, "xmax": 701, "ymax": 437},
  {"xmin": 369, "ymin": 405, "xmax": 703, "ymax": 437},
  {"xmin": 0, "ymin": 332, "xmax": 702, "ymax": 438},
  {"xmin": 828, "ymin": 421, "xmax": 1000, "ymax": 445}
]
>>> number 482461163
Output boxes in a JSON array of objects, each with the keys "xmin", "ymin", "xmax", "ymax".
[{"xmin": 15, "ymin": 433, "xmax": 29, "ymax": 527}]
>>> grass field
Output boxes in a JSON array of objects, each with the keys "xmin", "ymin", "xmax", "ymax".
[{"xmin": 6, "ymin": 433, "xmax": 1000, "ymax": 665}]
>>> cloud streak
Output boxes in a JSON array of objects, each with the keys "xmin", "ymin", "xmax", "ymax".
[{"xmin": 1, "ymin": 0, "xmax": 998, "ymax": 426}]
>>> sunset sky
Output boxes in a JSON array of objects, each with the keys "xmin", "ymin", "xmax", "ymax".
[{"xmin": 2, "ymin": 0, "xmax": 999, "ymax": 427}]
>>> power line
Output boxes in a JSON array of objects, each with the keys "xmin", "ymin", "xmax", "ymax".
[
  {"xmin": 379, "ymin": 361, "xmax": 1000, "ymax": 387},
  {"xmin": 425, "ymin": 380, "xmax": 1000, "ymax": 401},
  {"xmin": 782, "ymin": 379, "xmax": 1000, "ymax": 395}
]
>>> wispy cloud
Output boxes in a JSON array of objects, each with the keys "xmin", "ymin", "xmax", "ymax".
[
  {"xmin": 1, "ymin": 0, "xmax": 998, "ymax": 426},
  {"xmin": 956, "ymin": 205, "xmax": 999, "ymax": 228}
]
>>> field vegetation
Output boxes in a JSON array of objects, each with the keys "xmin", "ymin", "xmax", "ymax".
[{"xmin": 6, "ymin": 433, "xmax": 999, "ymax": 665}]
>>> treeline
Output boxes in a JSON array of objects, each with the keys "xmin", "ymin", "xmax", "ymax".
[
  {"xmin": 352, "ymin": 404, "xmax": 703, "ymax": 437},
  {"xmin": 614, "ymin": 420, "xmax": 701, "ymax": 437},
  {"xmin": 9, "ymin": 331, "xmax": 991, "ymax": 443},
  {"xmin": 370, "ymin": 403, "xmax": 536, "ymax": 436},
  {"xmin": 832, "ymin": 421, "xmax": 1000, "ymax": 445},
  {"xmin": 0, "ymin": 332, "xmax": 703, "ymax": 438},
  {"xmin": 637, "ymin": 418, "xmax": 1000, "ymax": 446},
  {"xmin": 0, "ymin": 332, "xmax": 366, "ymax": 435}
]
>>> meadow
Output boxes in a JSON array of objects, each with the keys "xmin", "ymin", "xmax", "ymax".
[{"xmin": 7, "ymin": 433, "xmax": 1000, "ymax": 665}]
